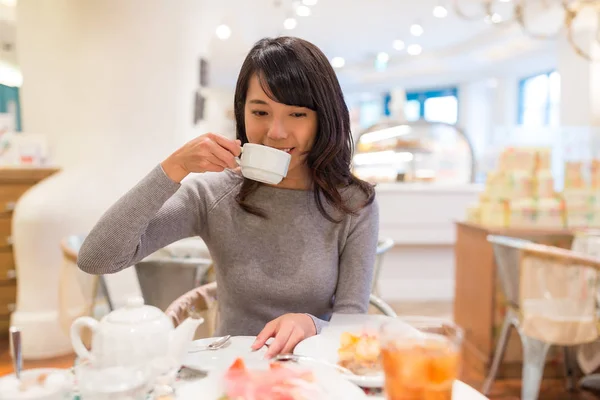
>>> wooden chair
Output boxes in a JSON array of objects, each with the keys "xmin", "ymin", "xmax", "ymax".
[{"xmin": 483, "ymin": 235, "xmax": 600, "ymax": 400}]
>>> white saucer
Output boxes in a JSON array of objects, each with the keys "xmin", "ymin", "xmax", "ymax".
[{"xmin": 182, "ymin": 336, "xmax": 269, "ymax": 372}]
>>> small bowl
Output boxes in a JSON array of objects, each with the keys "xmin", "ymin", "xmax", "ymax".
[{"xmin": 0, "ymin": 368, "xmax": 73, "ymax": 400}]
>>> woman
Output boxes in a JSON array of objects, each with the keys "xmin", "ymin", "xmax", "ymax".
[{"xmin": 78, "ymin": 36, "xmax": 379, "ymax": 358}]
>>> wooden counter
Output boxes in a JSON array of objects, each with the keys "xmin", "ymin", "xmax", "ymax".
[{"xmin": 454, "ymin": 221, "xmax": 574, "ymax": 379}]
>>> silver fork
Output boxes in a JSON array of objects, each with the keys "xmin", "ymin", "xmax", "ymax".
[
  {"xmin": 272, "ymin": 354, "xmax": 355, "ymax": 376},
  {"xmin": 188, "ymin": 335, "xmax": 231, "ymax": 353}
]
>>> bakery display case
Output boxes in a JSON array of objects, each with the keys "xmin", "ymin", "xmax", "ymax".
[
  {"xmin": 355, "ymin": 119, "xmax": 483, "ymax": 304},
  {"xmin": 353, "ymin": 120, "xmax": 475, "ymax": 184}
]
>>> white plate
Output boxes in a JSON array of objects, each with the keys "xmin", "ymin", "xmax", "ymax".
[
  {"xmin": 182, "ymin": 336, "xmax": 269, "ymax": 372},
  {"xmin": 293, "ymin": 335, "xmax": 384, "ymax": 388},
  {"xmin": 176, "ymin": 359, "xmax": 368, "ymax": 400}
]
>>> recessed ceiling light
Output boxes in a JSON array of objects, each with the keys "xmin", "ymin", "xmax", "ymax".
[
  {"xmin": 433, "ymin": 6, "xmax": 448, "ymax": 18},
  {"xmin": 377, "ymin": 52, "xmax": 390, "ymax": 63},
  {"xmin": 410, "ymin": 24, "xmax": 424, "ymax": 37},
  {"xmin": 393, "ymin": 40, "xmax": 405, "ymax": 51},
  {"xmin": 407, "ymin": 44, "xmax": 422, "ymax": 55},
  {"xmin": 303, "ymin": 0, "xmax": 318, "ymax": 5},
  {"xmin": 296, "ymin": 5, "xmax": 311, "ymax": 16},
  {"xmin": 215, "ymin": 24, "xmax": 231, "ymax": 40},
  {"xmin": 284, "ymin": 18, "xmax": 297, "ymax": 30},
  {"xmin": 331, "ymin": 57, "xmax": 345, "ymax": 68}
]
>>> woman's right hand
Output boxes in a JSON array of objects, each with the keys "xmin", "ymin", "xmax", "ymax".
[{"xmin": 161, "ymin": 133, "xmax": 242, "ymax": 183}]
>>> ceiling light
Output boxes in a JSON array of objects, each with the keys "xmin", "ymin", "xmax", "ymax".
[
  {"xmin": 284, "ymin": 18, "xmax": 297, "ymax": 30},
  {"xmin": 302, "ymin": 0, "xmax": 318, "ymax": 5},
  {"xmin": 375, "ymin": 52, "xmax": 389, "ymax": 71},
  {"xmin": 433, "ymin": 6, "xmax": 448, "ymax": 18},
  {"xmin": 377, "ymin": 52, "xmax": 390, "ymax": 63},
  {"xmin": 410, "ymin": 23, "xmax": 424, "ymax": 36},
  {"xmin": 331, "ymin": 57, "xmax": 345, "ymax": 68},
  {"xmin": 393, "ymin": 40, "xmax": 405, "ymax": 51},
  {"xmin": 296, "ymin": 5, "xmax": 311, "ymax": 16},
  {"xmin": 407, "ymin": 44, "xmax": 422, "ymax": 55},
  {"xmin": 215, "ymin": 24, "xmax": 231, "ymax": 40}
]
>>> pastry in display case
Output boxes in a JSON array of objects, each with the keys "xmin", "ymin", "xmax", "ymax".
[{"xmin": 352, "ymin": 119, "xmax": 475, "ymax": 184}]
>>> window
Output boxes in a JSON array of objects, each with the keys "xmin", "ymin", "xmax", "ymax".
[
  {"xmin": 0, "ymin": 84, "xmax": 22, "ymax": 132},
  {"xmin": 518, "ymin": 70, "xmax": 560, "ymax": 126},
  {"xmin": 405, "ymin": 88, "xmax": 459, "ymax": 124},
  {"xmin": 359, "ymin": 98, "xmax": 383, "ymax": 129}
]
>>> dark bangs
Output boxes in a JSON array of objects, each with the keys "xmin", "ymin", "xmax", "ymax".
[{"xmin": 254, "ymin": 44, "xmax": 316, "ymax": 111}]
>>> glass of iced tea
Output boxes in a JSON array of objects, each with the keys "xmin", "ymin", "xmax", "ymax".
[{"xmin": 379, "ymin": 317, "xmax": 463, "ymax": 400}]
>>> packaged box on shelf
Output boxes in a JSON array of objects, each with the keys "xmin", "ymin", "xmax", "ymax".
[
  {"xmin": 506, "ymin": 171, "xmax": 534, "ymax": 199},
  {"xmin": 535, "ymin": 169, "xmax": 555, "ymax": 198},
  {"xmin": 508, "ymin": 198, "xmax": 536, "ymax": 228},
  {"xmin": 536, "ymin": 197, "xmax": 565, "ymax": 228},
  {"xmin": 565, "ymin": 209, "xmax": 591, "ymax": 229},
  {"xmin": 562, "ymin": 189, "xmax": 595, "ymax": 207},
  {"xmin": 589, "ymin": 209, "xmax": 600, "ymax": 227},
  {"xmin": 466, "ymin": 204, "xmax": 481, "ymax": 224},
  {"xmin": 564, "ymin": 161, "xmax": 586, "ymax": 189},
  {"xmin": 499, "ymin": 147, "xmax": 539, "ymax": 172},
  {"xmin": 480, "ymin": 200, "xmax": 509, "ymax": 227}
]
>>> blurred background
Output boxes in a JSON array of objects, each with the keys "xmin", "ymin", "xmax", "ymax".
[{"xmin": 2, "ymin": 1, "xmax": 600, "ymax": 398}]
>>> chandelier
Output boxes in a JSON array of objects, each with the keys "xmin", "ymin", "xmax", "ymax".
[{"xmin": 453, "ymin": 0, "xmax": 600, "ymax": 61}]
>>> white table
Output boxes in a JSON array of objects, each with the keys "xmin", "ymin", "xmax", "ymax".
[{"xmin": 368, "ymin": 380, "xmax": 488, "ymax": 399}]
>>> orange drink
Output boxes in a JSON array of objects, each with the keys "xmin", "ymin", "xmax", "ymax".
[{"xmin": 380, "ymin": 317, "xmax": 463, "ymax": 400}]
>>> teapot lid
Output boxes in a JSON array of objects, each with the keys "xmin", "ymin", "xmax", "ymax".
[{"xmin": 106, "ymin": 296, "xmax": 165, "ymax": 324}]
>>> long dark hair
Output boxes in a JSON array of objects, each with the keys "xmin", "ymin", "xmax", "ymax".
[{"xmin": 234, "ymin": 36, "xmax": 375, "ymax": 222}]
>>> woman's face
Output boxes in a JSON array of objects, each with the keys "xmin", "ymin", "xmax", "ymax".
[{"xmin": 244, "ymin": 74, "xmax": 318, "ymax": 185}]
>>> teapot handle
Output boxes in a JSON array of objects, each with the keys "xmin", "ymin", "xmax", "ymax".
[{"xmin": 70, "ymin": 317, "xmax": 99, "ymax": 362}]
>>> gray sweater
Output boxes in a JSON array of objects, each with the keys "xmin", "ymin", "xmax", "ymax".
[{"xmin": 77, "ymin": 165, "xmax": 379, "ymax": 336}]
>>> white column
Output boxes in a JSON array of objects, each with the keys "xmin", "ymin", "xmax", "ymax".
[
  {"xmin": 12, "ymin": 0, "xmax": 227, "ymax": 359},
  {"xmin": 558, "ymin": 27, "xmax": 600, "ymax": 126}
]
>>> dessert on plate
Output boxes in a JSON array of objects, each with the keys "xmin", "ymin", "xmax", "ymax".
[
  {"xmin": 219, "ymin": 358, "xmax": 331, "ymax": 400},
  {"xmin": 337, "ymin": 331, "xmax": 381, "ymax": 375}
]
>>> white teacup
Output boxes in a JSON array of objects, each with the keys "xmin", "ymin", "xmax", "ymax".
[{"xmin": 237, "ymin": 143, "xmax": 291, "ymax": 185}]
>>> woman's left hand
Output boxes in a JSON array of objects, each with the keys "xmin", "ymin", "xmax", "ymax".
[{"xmin": 251, "ymin": 313, "xmax": 317, "ymax": 358}]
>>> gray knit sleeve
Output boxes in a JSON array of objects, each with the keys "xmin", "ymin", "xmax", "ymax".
[
  {"xmin": 333, "ymin": 197, "xmax": 379, "ymax": 313},
  {"xmin": 77, "ymin": 164, "xmax": 204, "ymax": 275},
  {"xmin": 306, "ymin": 196, "xmax": 380, "ymax": 333}
]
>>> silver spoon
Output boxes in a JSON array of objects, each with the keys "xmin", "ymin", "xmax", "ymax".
[
  {"xmin": 188, "ymin": 335, "xmax": 231, "ymax": 353},
  {"xmin": 9, "ymin": 327, "xmax": 22, "ymax": 381}
]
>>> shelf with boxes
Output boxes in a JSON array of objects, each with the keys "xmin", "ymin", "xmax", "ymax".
[
  {"xmin": 0, "ymin": 167, "xmax": 59, "ymax": 335},
  {"xmin": 467, "ymin": 146, "xmax": 600, "ymax": 229}
]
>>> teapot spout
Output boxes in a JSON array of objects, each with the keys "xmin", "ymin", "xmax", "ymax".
[{"xmin": 168, "ymin": 316, "xmax": 204, "ymax": 368}]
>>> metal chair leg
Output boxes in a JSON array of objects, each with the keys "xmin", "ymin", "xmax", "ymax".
[
  {"xmin": 482, "ymin": 312, "xmax": 514, "ymax": 395},
  {"xmin": 520, "ymin": 334, "xmax": 551, "ymax": 400},
  {"xmin": 563, "ymin": 346, "xmax": 575, "ymax": 391}
]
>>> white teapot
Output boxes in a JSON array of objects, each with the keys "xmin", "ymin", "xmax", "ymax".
[{"xmin": 70, "ymin": 296, "xmax": 203, "ymax": 375}]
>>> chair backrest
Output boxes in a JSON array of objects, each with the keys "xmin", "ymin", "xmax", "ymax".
[
  {"xmin": 487, "ymin": 235, "xmax": 530, "ymax": 309},
  {"xmin": 58, "ymin": 235, "xmax": 99, "ymax": 333},
  {"xmin": 372, "ymin": 238, "xmax": 394, "ymax": 294},
  {"xmin": 488, "ymin": 234, "xmax": 600, "ymax": 345},
  {"xmin": 135, "ymin": 257, "xmax": 212, "ymax": 311}
]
